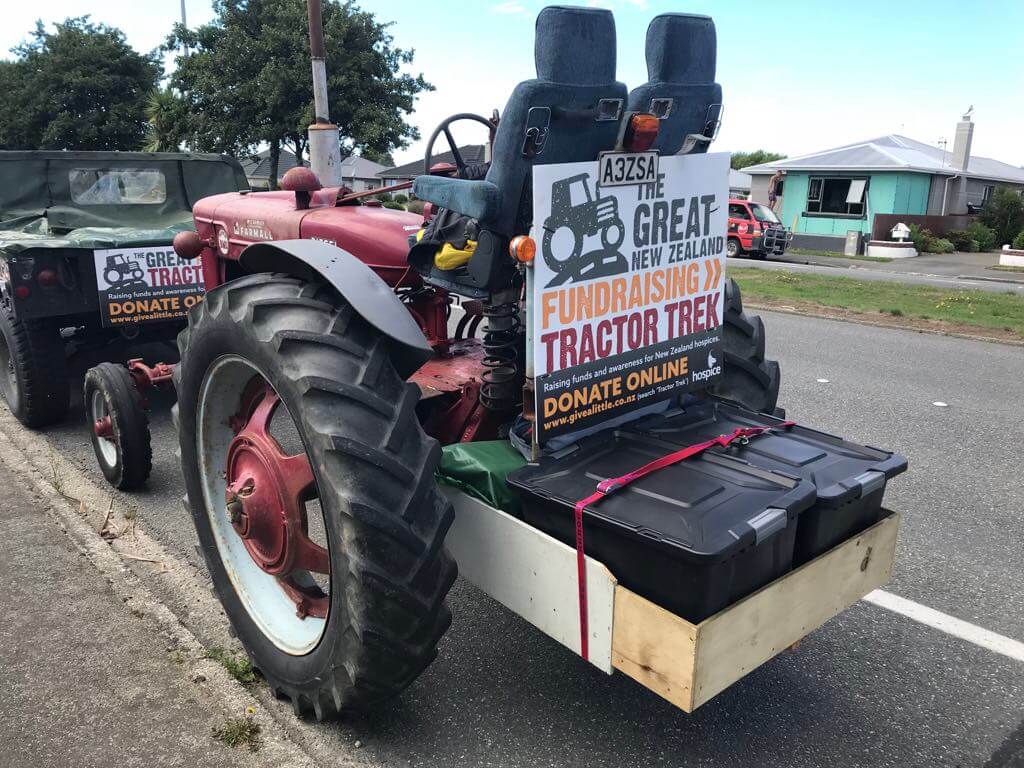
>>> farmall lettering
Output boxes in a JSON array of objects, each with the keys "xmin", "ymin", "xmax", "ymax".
[{"xmin": 232, "ymin": 219, "xmax": 274, "ymax": 241}]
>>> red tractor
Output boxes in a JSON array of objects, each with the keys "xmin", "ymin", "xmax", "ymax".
[{"xmin": 93, "ymin": 7, "xmax": 901, "ymax": 720}]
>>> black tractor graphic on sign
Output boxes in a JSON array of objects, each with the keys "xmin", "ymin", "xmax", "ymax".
[
  {"xmin": 103, "ymin": 253, "xmax": 145, "ymax": 289},
  {"xmin": 541, "ymin": 173, "xmax": 628, "ymax": 287}
]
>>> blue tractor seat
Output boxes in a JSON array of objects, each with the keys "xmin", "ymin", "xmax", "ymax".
[
  {"xmin": 412, "ymin": 5, "xmax": 628, "ymax": 297},
  {"xmin": 627, "ymin": 13, "xmax": 723, "ymax": 156}
]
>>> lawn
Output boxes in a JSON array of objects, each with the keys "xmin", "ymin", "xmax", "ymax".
[{"xmin": 728, "ymin": 268, "xmax": 1024, "ymax": 339}]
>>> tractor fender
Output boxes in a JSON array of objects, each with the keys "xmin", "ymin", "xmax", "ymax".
[{"xmin": 238, "ymin": 239, "xmax": 432, "ymax": 378}]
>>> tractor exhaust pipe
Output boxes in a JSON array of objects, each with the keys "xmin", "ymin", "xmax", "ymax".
[{"xmin": 306, "ymin": 0, "xmax": 343, "ymax": 186}]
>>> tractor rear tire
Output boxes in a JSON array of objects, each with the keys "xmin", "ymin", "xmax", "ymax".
[
  {"xmin": 0, "ymin": 308, "xmax": 69, "ymax": 428},
  {"xmin": 84, "ymin": 363, "xmax": 153, "ymax": 490},
  {"xmin": 174, "ymin": 273, "xmax": 456, "ymax": 717},
  {"xmin": 710, "ymin": 278, "xmax": 781, "ymax": 414}
]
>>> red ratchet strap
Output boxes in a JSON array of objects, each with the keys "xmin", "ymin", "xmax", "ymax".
[{"xmin": 571, "ymin": 420, "xmax": 795, "ymax": 661}]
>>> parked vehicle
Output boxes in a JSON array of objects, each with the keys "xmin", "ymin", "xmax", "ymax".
[
  {"xmin": 727, "ymin": 198, "xmax": 792, "ymax": 258},
  {"xmin": 0, "ymin": 152, "xmax": 246, "ymax": 484},
  {"xmin": 156, "ymin": 7, "xmax": 901, "ymax": 721}
]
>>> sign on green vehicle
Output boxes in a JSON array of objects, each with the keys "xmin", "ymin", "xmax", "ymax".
[{"xmin": 93, "ymin": 245, "xmax": 205, "ymax": 326}]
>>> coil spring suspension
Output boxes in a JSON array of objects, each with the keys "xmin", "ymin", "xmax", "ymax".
[{"xmin": 480, "ymin": 301, "xmax": 521, "ymax": 411}]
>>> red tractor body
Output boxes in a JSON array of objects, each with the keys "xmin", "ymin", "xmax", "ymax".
[
  {"xmin": 190, "ymin": 187, "xmax": 496, "ymax": 445},
  {"xmin": 192, "ymin": 189, "xmax": 423, "ymax": 289}
]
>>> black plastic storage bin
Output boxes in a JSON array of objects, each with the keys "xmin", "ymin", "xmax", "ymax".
[
  {"xmin": 507, "ymin": 431, "xmax": 816, "ymax": 623},
  {"xmin": 632, "ymin": 399, "xmax": 907, "ymax": 564}
]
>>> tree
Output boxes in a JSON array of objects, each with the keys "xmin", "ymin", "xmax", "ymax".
[
  {"xmin": 166, "ymin": 0, "xmax": 431, "ymax": 189},
  {"xmin": 0, "ymin": 18, "xmax": 160, "ymax": 151},
  {"xmin": 143, "ymin": 88, "xmax": 189, "ymax": 153},
  {"xmin": 360, "ymin": 148, "xmax": 396, "ymax": 167},
  {"xmin": 979, "ymin": 187, "xmax": 1024, "ymax": 247},
  {"xmin": 731, "ymin": 150, "xmax": 787, "ymax": 170}
]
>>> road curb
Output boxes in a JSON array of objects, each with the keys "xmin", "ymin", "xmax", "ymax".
[{"xmin": 0, "ymin": 409, "xmax": 375, "ymax": 768}]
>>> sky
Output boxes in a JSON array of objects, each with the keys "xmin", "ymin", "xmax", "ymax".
[{"xmin": 3, "ymin": 0, "xmax": 1023, "ymax": 168}]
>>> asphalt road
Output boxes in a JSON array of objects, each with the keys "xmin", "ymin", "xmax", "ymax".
[
  {"xmin": 730, "ymin": 253, "xmax": 1024, "ymax": 295},
  {"xmin": 27, "ymin": 313, "xmax": 1024, "ymax": 768}
]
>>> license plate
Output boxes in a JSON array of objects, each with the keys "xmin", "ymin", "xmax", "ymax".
[{"xmin": 597, "ymin": 151, "xmax": 659, "ymax": 187}]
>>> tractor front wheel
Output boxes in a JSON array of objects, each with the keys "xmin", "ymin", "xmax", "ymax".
[
  {"xmin": 84, "ymin": 363, "xmax": 152, "ymax": 490},
  {"xmin": 174, "ymin": 274, "xmax": 456, "ymax": 717}
]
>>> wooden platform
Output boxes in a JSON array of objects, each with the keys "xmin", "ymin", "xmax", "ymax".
[
  {"xmin": 443, "ymin": 486, "xmax": 899, "ymax": 713},
  {"xmin": 611, "ymin": 513, "xmax": 899, "ymax": 711}
]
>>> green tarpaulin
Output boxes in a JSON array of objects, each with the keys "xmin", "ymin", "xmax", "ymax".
[
  {"xmin": 437, "ymin": 441, "xmax": 527, "ymax": 515},
  {"xmin": 0, "ymin": 223, "xmax": 196, "ymax": 254},
  {"xmin": 0, "ymin": 151, "xmax": 247, "ymax": 254}
]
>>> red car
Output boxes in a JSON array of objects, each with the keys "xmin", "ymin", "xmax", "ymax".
[{"xmin": 727, "ymin": 198, "xmax": 792, "ymax": 258}]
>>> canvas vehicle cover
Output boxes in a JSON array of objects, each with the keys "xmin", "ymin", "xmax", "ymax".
[{"xmin": 0, "ymin": 151, "xmax": 247, "ymax": 252}]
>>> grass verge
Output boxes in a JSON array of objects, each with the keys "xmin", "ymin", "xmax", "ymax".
[
  {"xmin": 989, "ymin": 264, "xmax": 1024, "ymax": 274},
  {"xmin": 729, "ymin": 267, "xmax": 1024, "ymax": 341}
]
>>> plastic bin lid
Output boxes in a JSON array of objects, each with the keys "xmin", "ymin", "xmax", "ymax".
[
  {"xmin": 634, "ymin": 400, "xmax": 908, "ymax": 506},
  {"xmin": 507, "ymin": 430, "xmax": 817, "ymax": 563}
]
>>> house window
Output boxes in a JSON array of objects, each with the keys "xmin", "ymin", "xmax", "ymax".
[
  {"xmin": 805, "ymin": 176, "xmax": 868, "ymax": 217},
  {"xmin": 982, "ymin": 185, "xmax": 995, "ymax": 204}
]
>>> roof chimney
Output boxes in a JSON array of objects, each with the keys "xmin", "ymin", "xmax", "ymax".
[{"xmin": 952, "ymin": 108, "xmax": 974, "ymax": 171}]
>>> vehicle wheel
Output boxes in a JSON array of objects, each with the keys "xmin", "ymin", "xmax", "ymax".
[
  {"xmin": 726, "ymin": 238, "xmax": 742, "ymax": 258},
  {"xmin": 84, "ymin": 363, "xmax": 152, "ymax": 490},
  {"xmin": 104, "ymin": 268, "xmax": 120, "ymax": 285},
  {"xmin": 542, "ymin": 223, "xmax": 582, "ymax": 272},
  {"xmin": 709, "ymin": 278, "xmax": 781, "ymax": 414},
  {"xmin": 173, "ymin": 274, "xmax": 456, "ymax": 717},
  {"xmin": 0, "ymin": 308, "xmax": 68, "ymax": 428}
]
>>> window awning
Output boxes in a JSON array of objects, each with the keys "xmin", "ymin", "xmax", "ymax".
[{"xmin": 846, "ymin": 178, "xmax": 867, "ymax": 204}]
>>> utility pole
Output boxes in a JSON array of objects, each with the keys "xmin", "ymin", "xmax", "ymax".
[
  {"xmin": 306, "ymin": 0, "xmax": 343, "ymax": 185},
  {"xmin": 179, "ymin": 0, "xmax": 190, "ymax": 56}
]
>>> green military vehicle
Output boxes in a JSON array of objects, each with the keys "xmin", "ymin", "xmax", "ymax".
[{"xmin": 0, "ymin": 151, "xmax": 247, "ymax": 436}]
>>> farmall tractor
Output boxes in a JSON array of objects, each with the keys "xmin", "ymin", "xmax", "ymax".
[{"xmin": 157, "ymin": 7, "xmax": 902, "ymax": 719}]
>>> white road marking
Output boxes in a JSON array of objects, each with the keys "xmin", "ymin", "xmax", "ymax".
[
  {"xmin": 932, "ymin": 401, "xmax": 949, "ymax": 407},
  {"xmin": 864, "ymin": 589, "xmax": 1024, "ymax": 663}
]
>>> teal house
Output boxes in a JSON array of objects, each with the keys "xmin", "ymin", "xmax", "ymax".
[{"xmin": 744, "ymin": 119, "xmax": 1024, "ymax": 248}]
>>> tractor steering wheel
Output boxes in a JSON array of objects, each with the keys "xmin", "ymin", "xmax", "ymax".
[{"xmin": 423, "ymin": 113, "xmax": 496, "ymax": 177}]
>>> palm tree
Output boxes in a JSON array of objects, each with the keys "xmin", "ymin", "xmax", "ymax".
[{"xmin": 142, "ymin": 88, "xmax": 186, "ymax": 152}]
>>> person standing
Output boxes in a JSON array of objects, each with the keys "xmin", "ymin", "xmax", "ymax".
[{"xmin": 768, "ymin": 169, "xmax": 785, "ymax": 213}]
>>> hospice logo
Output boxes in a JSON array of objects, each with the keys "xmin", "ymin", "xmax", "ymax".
[{"xmin": 691, "ymin": 351, "xmax": 721, "ymax": 383}]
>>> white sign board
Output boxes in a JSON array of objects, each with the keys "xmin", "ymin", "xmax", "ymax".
[
  {"xmin": 530, "ymin": 152, "xmax": 729, "ymax": 443},
  {"xmin": 94, "ymin": 245, "xmax": 204, "ymax": 327}
]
